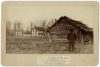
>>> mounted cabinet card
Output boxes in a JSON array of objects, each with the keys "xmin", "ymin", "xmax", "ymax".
[{"xmin": 1, "ymin": 1, "xmax": 99, "ymax": 66}]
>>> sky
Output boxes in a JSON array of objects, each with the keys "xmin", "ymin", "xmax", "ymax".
[{"xmin": 7, "ymin": 5, "xmax": 93, "ymax": 30}]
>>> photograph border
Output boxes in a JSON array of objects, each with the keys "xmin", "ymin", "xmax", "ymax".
[{"xmin": 1, "ymin": 1, "xmax": 99, "ymax": 66}]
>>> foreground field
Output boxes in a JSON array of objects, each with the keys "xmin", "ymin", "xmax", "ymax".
[{"xmin": 6, "ymin": 37, "xmax": 93, "ymax": 54}]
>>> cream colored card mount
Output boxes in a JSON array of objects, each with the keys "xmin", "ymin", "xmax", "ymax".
[{"xmin": 1, "ymin": 1, "xmax": 99, "ymax": 66}]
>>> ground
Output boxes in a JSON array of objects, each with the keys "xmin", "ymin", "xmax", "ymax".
[{"xmin": 6, "ymin": 37, "xmax": 93, "ymax": 54}]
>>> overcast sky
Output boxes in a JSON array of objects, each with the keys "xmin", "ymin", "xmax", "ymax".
[{"xmin": 7, "ymin": 5, "xmax": 93, "ymax": 30}]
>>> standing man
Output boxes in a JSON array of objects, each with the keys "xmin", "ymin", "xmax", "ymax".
[{"xmin": 67, "ymin": 29, "xmax": 77, "ymax": 52}]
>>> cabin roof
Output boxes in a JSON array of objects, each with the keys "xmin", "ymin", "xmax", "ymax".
[{"xmin": 48, "ymin": 16, "xmax": 93, "ymax": 32}]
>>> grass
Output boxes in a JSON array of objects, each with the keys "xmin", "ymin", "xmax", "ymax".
[{"xmin": 6, "ymin": 37, "xmax": 93, "ymax": 54}]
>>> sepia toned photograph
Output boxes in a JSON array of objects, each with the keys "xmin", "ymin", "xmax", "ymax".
[
  {"xmin": 1, "ymin": 1, "xmax": 98, "ymax": 66},
  {"xmin": 6, "ymin": 2, "xmax": 93, "ymax": 54}
]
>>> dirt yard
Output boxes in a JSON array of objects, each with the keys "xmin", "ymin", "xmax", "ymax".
[{"xmin": 6, "ymin": 37, "xmax": 93, "ymax": 54}]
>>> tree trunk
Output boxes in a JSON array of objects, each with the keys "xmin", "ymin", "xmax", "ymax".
[
  {"xmin": 31, "ymin": 30, "xmax": 32, "ymax": 37},
  {"xmin": 17, "ymin": 31, "xmax": 18, "ymax": 36},
  {"xmin": 81, "ymin": 32, "xmax": 84, "ymax": 44},
  {"xmin": 48, "ymin": 32, "xmax": 53, "ymax": 42}
]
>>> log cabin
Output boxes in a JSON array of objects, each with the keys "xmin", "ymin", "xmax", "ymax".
[{"xmin": 47, "ymin": 16, "xmax": 93, "ymax": 44}]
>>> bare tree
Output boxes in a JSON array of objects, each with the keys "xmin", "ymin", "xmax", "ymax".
[
  {"xmin": 39, "ymin": 20, "xmax": 46, "ymax": 29},
  {"xmin": 17, "ymin": 22, "xmax": 21, "ymax": 36},
  {"xmin": 42, "ymin": 20, "xmax": 46, "ymax": 29},
  {"xmin": 6, "ymin": 20, "xmax": 11, "ymax": 37},
  {"xmin": 46, "ymin": 19, "xmax": 55, "ymax": 42},
  {"xmin": 13, "ymin": 22, "xmax": 17, "ymax": 36},
  {"xmin": 20, "ymin": 23, "xmax": 24, "ymax": 36},
  {"xmin": 30, "ymin": 22, "xmax": 33, "ymax": 37},
  {"xmin": 13, "ymin": 21, "xmax": 22, "ymax": 36},
  {"xmin": 45, "ymin": 19, "xmax": 55, "ymax": 29}
]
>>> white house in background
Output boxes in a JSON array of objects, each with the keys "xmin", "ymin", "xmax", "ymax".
[
  {"xmin": 22, "ymin": 27, "xmax": 46, "ymax": 37},
  {"xmin": 23, "ymin": 31, "xmax": 32, "ymax": 36},
  {"xmin": 15, "ymin": 31, "xmax": 23, "ymax": 36},
  {"xmin": 32, "ymin": 27, "xmax": 46, "ymax": 37},
  {"xmin": 18, "ymin": 31, "xmax": 23, "ymax": 36}
]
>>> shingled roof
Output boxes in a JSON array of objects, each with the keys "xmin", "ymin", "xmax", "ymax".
[{"xmin": 49, "ymin": 16, "xmax": 93, "ymax": 32}]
